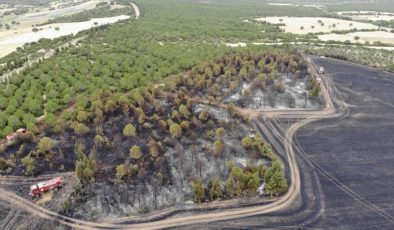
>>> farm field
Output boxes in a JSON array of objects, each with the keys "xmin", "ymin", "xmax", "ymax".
[
  {"xmin": 318, "ymin": 31, "xmax": 394, "ymax": 44},
  {"xmin": 255, "ymin": 16, "xmax": 379, "ymax": 34}
]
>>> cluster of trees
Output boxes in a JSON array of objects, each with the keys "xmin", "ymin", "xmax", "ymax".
[
  {"xmin": 190, "ymin": 159, "xmax": 287, "ymax": 202},
  {"xmin": 1, "ymin": 0, "xmax": 326, "ymax": 138},
  {"xmin": 190, "ymin": 133, "xmax": 287, "ymax": 202},
  {"xmin": 169, "ymin": 50, "xmax": 308, "ymax": 101},
  {"xmin": 1, "ymin": 1, "xmax": 295, "ymax": 205}
]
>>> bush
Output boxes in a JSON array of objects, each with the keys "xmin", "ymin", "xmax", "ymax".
[
  {"xmin": 130, "ymin": 145, "xmax": 142, "ymax": 160},
  {"xmin": 169, "ymin": 123, "xmax": 182, "ymax": 138},
  {"xmin": 241, "ymin": 136, "xmax": 253, "ymax": 148},
  {"xmin": 21, "ymin": 155, "xmax": 35, "ymax": 176},
  {"xmin": 38, "ymin": 137, "xmax": 55, "ymax": 153},
  {"xmin": 116, "ymin": 164, "xmax": 129, "ymax": 180},
  {"xmin": 123, "ymin": 124, "xmax": 137, "ymax": 137},
  {"xmin": 190, "ymin": 179, "xmax": 205, "ymax": 203},
  {"xmin": 75, "ymin": 156, "xmax": 97, "ymax": 185},
  {"xmin": 74, "ymin": 123, "xmax": 90, "ymax": 136},
  {"xmin": 264, "ymin": 161, "xmax": 288, "ymax": 195}
]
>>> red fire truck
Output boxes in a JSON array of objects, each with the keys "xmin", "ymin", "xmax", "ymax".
[{"xmin": 29, "ymin": 177, "xmax": 63, "ymax": 197}]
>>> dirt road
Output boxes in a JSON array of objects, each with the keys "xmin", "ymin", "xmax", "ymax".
[{"xmin": 131, "ymin": 1, "xmax": 140, "ymax": 19}]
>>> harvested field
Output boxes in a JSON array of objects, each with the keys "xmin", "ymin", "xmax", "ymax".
[
  {"xmin": 255, "ymin": 17, "xmax": 379, "ymax": 34},
  {"xmin": 319, "ymin": 31, "xmax": 394, "ymax": 44}
]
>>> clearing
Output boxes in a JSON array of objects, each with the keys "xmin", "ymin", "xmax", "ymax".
[{"xmin": 255, "ymin": 17, "xmax": 379, "ymax": 34}]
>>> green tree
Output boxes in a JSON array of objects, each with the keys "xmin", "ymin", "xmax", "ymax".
[
  {"xmin": 21, "ymin": 154, "xmax": 35, "ymax": 176},
  {"xmin": 105, "ymin": 100, "xmax": 117, "ymax": 114},
  {"xmin": 123, "ymin": 124, "xmax": 137, "ymax": 137},
  {"xmin": 130, "ymin": 145, "xmax": 142, "ymax": 160},
  {"xmin": 169, "ymin": 123, "xmax": 182, "ymax": 138},
  {"xmin": 38, "ymin": 137, "xmax": 55, "ymax": 153},
  {"xmin": 264, "ymin": 161, "xmax": 288, "ymax": 195},
  {"xmin": 311, "ymin": 84, "xmax": 320, "ymax": 98},
  {"xmin": 209, "ymin": 178, "xmax": 222, "ymax": 200},
  {"xmin": 241, "ymin": 136, "xmax": 253, "ymax": 149},
  {"xmin": 216, "ymin": 127, "xmax": 225, "ymax": 139},
  {"xmin": 190, "ymin": 179, "xmax": 205, "ymax": 203},
  {"xmin": 225, "ymin": 175, "xmax": 238, "ymax": 198},
  {"xmin": 179, "ymin": 104, "xmax": 191, "ymax": 117},
  {"xmin": 116, "ymin": 163, "xmax": 128, "ymax": 180},
  {"xmin": 180, "ymin": 120, "xmax": 190, "ymax": 130},
  {"xmin": 75, "ymin": 156, "xmax": 97, "ymax": 185},
  {"xmin": 94, "ymin": 134, "xmax": 105, "ymax": 147},
  {"xmin": 246, "ymin": 172, "xmax": 260, "ymax": 192},
  {"xmin": 44, "ymin": 113, "xmax": 57, "ymax": 128},
  {"xmin": 213, "ymin": 140, "xmax": 224, "ymax": 156},
  {"xmin": 74, "ymin": 123, "xmax": 90, "ymax": 136},
  {"xmin": 76, "ymin": 110, "xmax": 89, "ymax": 123}
]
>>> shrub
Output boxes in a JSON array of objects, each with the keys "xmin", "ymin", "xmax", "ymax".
[
  {"xmin": 190, "ymin": 179, "xmax": 205, "ymax": 202},
  {"xmin": 75, "ymin": 156, "xmax": 97, "ymax": 185},
  {"xmin": 241, "ymin": 136, "xmax": 253, "ymax": 148},
  {"xmin": 21, "ymin": 155, "xmax": 35, "ymax": 176},
  {"xmin": 74, "ymin": 123, "xmax": 90, "ymax": 136},
  {"xmin": 38, "ymin": 137, "xmax": 55, "ymax": 153},
  {"xmin": 264, "ymin": 161, "xmax": 288, "ymax": 195},
  {"xmin": 123, "ymin": 124, "xmax": 137, "ymax": 137},
  {"xmin": 116, "ymin": 164, "xmax": 128, "ymax": 180},
  {"xmin": 169, "ymin": 123, "xmax": 182, "ymax": 138},
  {"xmin": 130, "ymin": 145, "xmax": 142, "ymax": 160}
]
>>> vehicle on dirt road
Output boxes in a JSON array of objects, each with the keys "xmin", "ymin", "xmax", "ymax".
[{"xmin": 29, "ymin": 177, "xmax": 63, "ymax": 197}]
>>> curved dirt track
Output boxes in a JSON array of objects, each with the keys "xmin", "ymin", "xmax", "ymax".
[{"xmin": 0, "ymin": 57, "xmax": 341, "ymax": 229}]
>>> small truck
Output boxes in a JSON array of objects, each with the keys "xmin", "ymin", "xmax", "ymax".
[{"xmin": 29, "ymin": 177, "xmax": 63, "ymax": 197}]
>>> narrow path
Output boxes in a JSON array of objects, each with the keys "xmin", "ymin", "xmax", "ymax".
[{"xmin": 130, "ymin": 1, "xmax": 140, "ymax": 19}]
